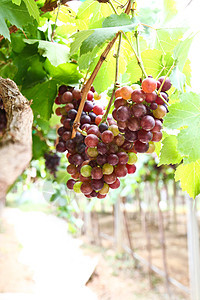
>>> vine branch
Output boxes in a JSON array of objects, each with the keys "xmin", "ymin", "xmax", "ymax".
[{"xmin": 100, "ymin": 32, "xmax": 122, "ymax": 124}]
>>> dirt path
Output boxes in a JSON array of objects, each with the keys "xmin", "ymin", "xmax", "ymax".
[{"xmin": 0, "ymin": 208, "xmax": 187, "ymax": 300}]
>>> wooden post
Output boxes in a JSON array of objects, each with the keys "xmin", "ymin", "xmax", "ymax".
[
  {"xmin": 187, "ymin": 195, "xmax": 200, "ymax": 300},
  {"xmin": 114, "ymin": 197, "xmax": 123, "ymax": 253},
  {"xmin": 155, "ymin": 178, "xmax": 171, "ymax": 297}
]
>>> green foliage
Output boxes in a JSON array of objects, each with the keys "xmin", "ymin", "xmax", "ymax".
[
  {"xmin": 158, "ymin": 135, "xmax": 182, "ymax": 166},
  {"xmin": 164, "ymin": 92, "xmax": 200, "ymax": 163},
  {"xmin": 0, "ymin": 0, "xmax": 33, "ymax": 41},
  {"xmin": 23, "ymin": 0, "xmax": 40, "ymax": 22},
  {"xmin": 24, "ymin": 39, "xmax": 70, "ymax": 67},
  {"xmin": 23, "ymin": 80, "xmax": 58, "ymax": 120},
  {"xmin": 32, "ymin": 135, "xmax": 48, "ymax": 159},
  {"xmin": 175, "ymin": 160, "xmax": 200, "ymax": 199}
]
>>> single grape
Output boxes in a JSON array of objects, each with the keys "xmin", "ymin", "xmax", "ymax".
[
  {"xmin": 61, "ymin": 91, "xmax": 73, "ymax": 104},
  {"xmin": 58, "ymin": 126, "xmax": 66, "ymax": 136},
  {"xmin": 97, "ymin": 155, "xmax": 107, "ymax": 166},
  {"xmin": 99, "ymin": 123, "xmax": 108, "ymax": 133},
  {"xmin": 108, "ymin": 143, "xmax": 118, "ymax": 154},
  {"xmin": 132, "ymin": 103, "xmax": 147, "ymax": 118},
  {"xmin": 138, "ymin": 129, "xmax": 153, "ymax": 143},
  {"xmin": 151, "ymin": 119, "xmax": 162, "ymax": 132},
  {"xmin": 68, "ymin": 109, "xmax": 77, "ymax": 120},
  {"xmin": 155, "ymin": 92, "xmax": 168, "ymax": 105},
  {"xmin": 142, "ymin": 78, "xmax": 157, "ymax": 93},
  {"xmin": 120, "ymin": 86, "xmax": 133, "ymax": 100},
  {"xmin": 131, "ymin": 84, "xmax": 141, "ymax": 90},
  {"xmin": 116, "ymin": 106, "xmax": 131, "ymax": 122},
  {"xmin": 72, "ymin": 88, "xmax": 81, "ymax": 100},
  {"xmin": 131, "ymin": 89, "xmax": 146, "ymax": 103},
  {"xmin": 95, "ymin": 115, "xmax": 102, "ymax": 125},
  {"xmin": 91, "ymin": 166, "xmax": 103, "ymax": 180},
  {"xmin": 114, "ymin": 134, "xmax": 125, "ymax": 146},
  {"xmin": 158, "ymin": 76, "xmax": 172, "ymax": 91},
  {"xmin": 59, "ymin": 85, "xmax": 68, "ymax": 95},
  {"xmin": 101, "ymin": 130, "xmax": 114, "ymax": 144},
  {"xmin": 114, "ymin": 165, "xmax": 128, "ymax": 177},
  {"xmin": 115, "ymin": 87, "xmax": 122, "ymax": 98},
  {"xmin": 87, "ymin": 147, "xmax": 98, "ymax": 158},
  {"xmin": 97, "ymin": 193, "xmax": 107, "ymax": 199},
  {"xmin": 107, "ymin": 154, "xmax": 119, "ymax": 165},
  {"xmin": 99, "ymin": 183, "xmax": 109, "ymax": 195},
  {"xmin": 126, "ymin": 164, "xmax": 136, "ymax": 174},
  {"xmin": 87, "ymin": 91, "xmax": 94, "ymax": 101},
  {"xmin": 62, "ymin": 131, "xmax": 71, "ymax": 141},
  {"xmin": 93, "ymin": 105, "xmax": 104, "ymax": 115},
  {"xmin": 141, "ymin": 115, "xmax": 155, "ymax": 131},
  {"xmin": 79, "ymin": 174, "xmax": 91, "ymax": 182},
  {"xmin": 66, "ymin": 179, "xmax": 76, "ymax": 190},
  {"xmin": 122, "ymin": 140, "xmax": 134, "ymax": 151},
  {"xmin": 88, "ymin": 112, "xmax": 97, "ymax": 123},
  {"xmin": 66, "ymin": 139, "xmax": 76, "ymax": 152},
  {"xmin": 134, "ymin": 141, "xmax": 149, "ymax": 153},
  {"xmin": 67, "ymin": 164, "xmax": 77, "ymax": 175},
  {"xmin": 152, "ymin": 131, "xmax": 162, "ymax": 142},
  {"xmin": 80, "ymin": 115, "xmax": 91, "ymax": 125},
  {"xmin": 87, "ymin": 125, "xmax": 100, "ymax": 137},
  {"xmin": 81, "ymin": 182, "xmax": 93, "ymax": 195},
  {"xmin": 153, "ymin": 105, "xmax": 167, "ymax": 119},
  {"xmin": 71, "ymin": 154, "xmax": 84, "ymax": 166},
  {"xmin": 145, "ymin": 91, "xmax": 157, "ymax": 103},
  {"xmin": 63, "ymin": 118, "xmax": 71, "ymax": 130},
  {"xmin": 114, "ymin": 97, "xmax": 126, "ymax": 109},
  {"xmin": 85, "ymin": 134, "xmax": 99, "ymax": 147},
  {"xmin": 84, "ymin": 101, "xmax": 94, "ymax": 112},
  {"xmin": 55, "ymin": 96, "xmax": 61, "ymax": 105},
  {"xmin": 127, "ymin": 118, "xmax": 140, "ymax": 132},
  {"xmin": 117, "ymin": 121, "xmax": 127, "ymax": 130},
  {"xmin": 73, "ymin": 181, "xmax": 82, "ymax": 193},
  {"xmin": 150, "ymin": 102, "xmax": 158, "ymax": 110},
  {"xmin": 91, "ymin": 179, "xmax": 104, "ymax": 191},
  {"xmin": 71, "ymin": 173, "xmax": 80, "ymax": 180},
  {"xmin": 128, "ymin": 152, "xmax": 137, "ymax": 165},
  {"xmin": 97, "ymin": 142, "xmax": 108, "ymax": 155},
  {"xmin": 56, "ymin": 142, "xmax": 66, "ymax": 152},
  {"xmin": 109, "ymin": 178, "xmax": 120, "ymax": 189},
  {"xmin": 117, "ymin": 152, "xmax": 129, "ymax": 164},
  {"xmin": 94, "ymin": 92, "xmax": 101, "ymax": 100},
  {"xmin": 104, "ymin": 173, "xmax": 117, "ymax": 184},
  {"xmin": 81, "ymin": 165, "xmax": 92, "ymax": 177},
  {"xmin": 90, "ymin": 190, "xmax": 98, "ymax": 197},
  {"xmin": 124, "ymin": 129, "xmax": 138, "ymax": 142},
  {"xmin": 102, "ymin": 163, "xmax": 114, "ymax": 175},
  {"xmin": 112, "ymin": 108, "xmax": 119, "ymax": 121},
  {"xmin": 108, "ymin": 124, "xmax": 119, "ymax": 136},
  {"xmin": 146, "ymin": 142, "xmax": 155, "ymax": 153}
]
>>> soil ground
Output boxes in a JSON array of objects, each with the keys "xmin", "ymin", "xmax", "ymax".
[{"xmin": 0, "ymin": 207, "xmax": 188, "ymax": 299}]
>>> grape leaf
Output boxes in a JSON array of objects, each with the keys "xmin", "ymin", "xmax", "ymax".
[
  {"xmin": 12, "ymin": 0, "xmax": 21, "ymax": 4},
  {"xmin": 80, "ymin": 14, "xmax": 138, "ymax": 56},
  {"xmin": 127, "ymin": 50, "xmax": 174, "ymax": 82},
  {"xmin": 70, "ymin": 30, "xmax": 94, "ymax": 55},
  {"xmin": 0, "ymin": 0, "xmax": 33, "ymax": 41},
  {"xmin": 32, "ymin": 135, "xmax": 48, "ymax": 160},
  {"xmin": 44, "ymin": 60, "xmax": 82, "ymax": 84},
  {"xmin": 158, "ymin": 135, "xmax": 182, "ymax": 166},
  {"xmin": 174, "ymin": 34, "xmax": 195, "ymax": 71},
  {"xmin": 23, "ymin": 80, "xmax": 58, "ymax": 120},
  {"xmin": 23, "ymin": 0, "xmax": 40, "ymax": 22},
  {"xmin": 154, "ymin": 28, "xmax": 185, "ymax": 54},
  {"xmin": 175, "ymin": 160, "xmax": 200, "ymax": 199},
  {"xmin": 164, "ymin": 92, "xmax": 200, "ymax": 162},
  {"xmin": 169, "ymin": 65, "xmax": 186, "ymax": 92},
  {"xmin": 24, "ymin": 40, "xmax": 70, "ymax": 67}
]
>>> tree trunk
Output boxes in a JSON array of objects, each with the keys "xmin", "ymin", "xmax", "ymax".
[{"xmin": 0, "ymin": 77, "xmax": 33, "ymax": 203}]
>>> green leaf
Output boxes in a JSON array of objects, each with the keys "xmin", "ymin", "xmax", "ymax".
[
  {"xmin": 32, "ymin": 135, "xmax": 48, "ymax": 160},
  {"xmin": 175, "ymin": 160, "xmax": 200, "ymax": 199},
  {"xmin": 169, "ymin": 65, "xmax": 186, "ymax": 92},
  {"xmin": 56, "ymin": 170, "xmax": 70, "ymax": 184},
  {"xmin": 0, "ymin": 0, "xmax": 33, "ymax": 41},
  {"xmin": 23, "ymin": 80, "xmax": 58, "ymax": 120},
  {"xmin": 70, "ymin": 30, "xmax": 94, "ymax": 55},
  {"xmin": 164, "ymin": 92, "xmax": 200, "ymax": 162},
  {"xmin": 44, "ymin": 59, "xmax": 82, "ymax": 84},
  {"xmin": 24, "ymin": 40, "xmax": 70, "ymax": 67},
  {"xmin": 12, "ymin": 0, "xmax": 21, "ymax": 4},
  {"xmin": 23, "ymin": 0, "xmax": 40, "ymax": 22},
  {"xmin": 163, "ymin": 0, "xmax": 177, "ymax": 22},
  {"xmin": 80, "ymin": 14, "xmax": 138, "ymax": 56},
  {"xmin": 154, "ymin": 28, "xmax": 185, "ymax": 54},
  {"xmin": 174, "ymin": 34, "xmax": 195, "ymax": 71},
  {"xmin": 127, "ymin": 50, "xmax": 174, "ymax": 82},
  {"xmin": 158, "ymin": 135, "xmax": 182, "ymax": 166}
]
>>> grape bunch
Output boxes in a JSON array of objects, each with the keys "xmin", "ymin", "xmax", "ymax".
[
  {"xmin": 112, "ymin": 76, "xmax": 171, "ymax": 153},
  {"xmin": 55, "ymin": 85, "xmax": 137, "ymax": 198},
  {"xmin": 44, "ymin": 152, "xmax": 60, "ymax": 177},
  {"xmin": 0, "ymin": 98, "xmax": 7, "ymax": 136},
  {"xmin": 55, "ymin": 75, "xmax": 171, "ymax": 199}
]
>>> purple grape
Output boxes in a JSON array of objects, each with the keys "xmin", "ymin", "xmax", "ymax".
[
  {"xmin": 97, "ymin": 142, "xmax": 108, "ymax": 155},
  {"xmin": 68, "ymin": 109, "xmax": 77, "ymax": 120},
  {"xmin": 132, "ymin": 103, "xmax": 147, "ymax": 118},
  {"xmin": 134, "ymin": 141, "xmax": 149, "ymax": 153},
  {"xmin": 97, "ymin": 155, "xmax": 107, "ymax": 166},
  {"xmin": 84, "ymin": 101, "xmax": 94, "ymax": 112},
  {"xmin": 99, "ymin": 123, "xmax": 108, "ymax": 133},
  {"xmin": 127, "ymin": 118, "xmax": 140, "ymax": 132},
  {"xmin": 56, "ymin": 142, "xmax": 66, "ymax": 152},
  {"xmin": 116, "ymin": 106, "xmax": 131, "ymax": 122},
  {"xmin": 138, "ymin": 129, "xmax": 153, "ymax": 143},
  {"xmin": 141, "ymin": 115, "xmax": 155, "ymax": 131},
  {"xmin": 107, "ymin": 154, "xmax": 119, "ymax": 165},
  {"xmin": 124, "ymin": 129, "xmax": 138, "ymax": 142},
  {"xmin": 91, "ymin": 179, "xmax": 104, "ymax": 191},
  {"xmin": 80, "ymin": 115, "xmax": 91, "ymax": 125}
]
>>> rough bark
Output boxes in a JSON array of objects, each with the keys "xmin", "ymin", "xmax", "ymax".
[{"xmin": 0, "ymin": 77, "xmax": 33, "ymax": 202}]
